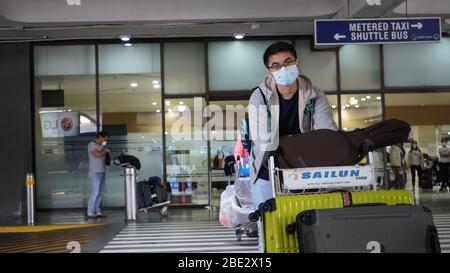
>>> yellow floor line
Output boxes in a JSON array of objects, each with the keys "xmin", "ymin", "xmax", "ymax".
[{"xmin": 0, "ymin": 224, "xmax": 105, "ymax": 233}]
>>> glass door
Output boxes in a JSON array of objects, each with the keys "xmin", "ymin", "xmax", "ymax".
[
  {"xmin": 164, "ymin": 97, "xmax": 209, "ymax": 205},
  {"xmin": 208, "ymin": 100, "xmax": 248, "ymax": 209}
]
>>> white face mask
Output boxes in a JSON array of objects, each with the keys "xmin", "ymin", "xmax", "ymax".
[
  {"xmin": 101, "ymin": 141, "xmax": 107, "ymax": 146},
  {"xmin": 272, "ymin": 65, "xmax": 299, "ymax": 86}
]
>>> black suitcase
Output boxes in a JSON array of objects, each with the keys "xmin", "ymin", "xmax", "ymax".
[
  {"xmin": 150, "ymin": 182, "xmax": 168, "ymax": 203},
  {"xmin": 295, "ymin": 205, "xmax": 440, "ymax": 253},
  {"xmin": 420, "ymin": 168, "xmax": 433, "ymax": 189},
  {"xmin": 140, "ymin": 180, "xmax": 154, "ymax": 208},
  {"xmin": 137, "ymin": 177, "xmax": 168, "ymax": 209},
  {"xmin": 147, "ymin": 176, "xmax": 168, "ymax": 204}
]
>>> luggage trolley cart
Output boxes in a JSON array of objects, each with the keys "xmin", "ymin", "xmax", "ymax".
[
  {"xmin": 114, "ymin": 154, "xmax": 170, "ymax": 217},
  {"xmin": 137, "ymin": 176, "xmax": 170, "ymax": 217},
  {"xmin": 247, "ymin": 141, "xmax": 416, "ymax": 253},
  {"xmin": 250, "ymin": 150, "xmax": 437, "ymax": 254},
  {"xmin": 269, "ymin": 147, "xmax": 378, "ymax": 199},
  {"xmin": 250, "ymin": 147, "xmax": 378, "ymax": 221},
  {"xmin": 139, "ymin": 197, "xmax": 170, "ymax": 217}
]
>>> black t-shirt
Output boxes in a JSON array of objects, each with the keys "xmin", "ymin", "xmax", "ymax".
[
  {"xmin": 278, "ymin": 90, "xmax": 301, "ymax": 136},
  {"xmin": 257, "ymin": 90, "xmax": 301, "ymax": 181}
]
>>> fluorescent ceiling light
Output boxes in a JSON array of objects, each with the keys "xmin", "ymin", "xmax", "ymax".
[
  {"xmin": 355, "ymin": 105, "xmax": 360, "ymax": 108},
  {"xmin": 361, "ymin": 98, "xmax": 366, "ymax": 101},
  {"xmin": 179, "ymin": 101, "xmax": 184, "ymax": 105},
  {"xmin": 376, "ymin": 96, "xmax": 382, "ymax": 100},
  {"xmin": 124, "ymin": 43, "xmax": 132, "ymax": 47},
  {"xmin": 119, "ymin": 35, "xmax": 131, "ymax": 42},
  {"xmin": 53, "ymin": 192, "xmax": 65, "ymax": 196},
  {"xmin": 233, "ymin": 33, "xmax": 245, "ymax": 39},
  {"xmin": 152, "ymin": 80, "xmax": 160, "ymax": 84},
  {"xmin": 39, "ymin": 110, "xmax": 64, "ymax": 114},
  {"xmin": 156, "ymin": 109, "xmax": 161, "ymax": 113},
  {"xmin": 165, "ymin": 101, "xmax": 171, "ymax": 106},
  {"xmin": 130, "ymin": 82, "xmax": 138, "ymax": 88},
  {"xmin": 366, "ymin": 96, "xmax": 371, "ymax": 99},
  {"xmin": 152, "ymin": 102, "xmax": 157, "ymax": 106},
  {"xmin": 331, "ymin": 105, "xmax": 337, "ymax": 109},
  {"xmin": 153, "ymin": 84, "xmax": 161, "ymax": 89}
]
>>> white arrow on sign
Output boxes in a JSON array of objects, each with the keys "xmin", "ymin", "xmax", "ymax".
[
  {"xmin": 411, "ymin": 22, "xmax": 423, "ymax": 29},
  {"xmin": 334, "ymin": 33, "xmax": 347, "ymax": 40}
]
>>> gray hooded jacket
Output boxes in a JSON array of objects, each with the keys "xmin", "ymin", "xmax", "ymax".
[{"xmin": 248, "ymin": 75, "xmax": 338, "ymax": 183}]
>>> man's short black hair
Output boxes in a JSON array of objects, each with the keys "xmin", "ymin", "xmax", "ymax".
[
  {"xmin": 97, "ymin": 131, "xmax": 110, "ymax": 138},
  {"xmin": 263, "ymin": 41, "xmax": 297, "ymax": 68}
]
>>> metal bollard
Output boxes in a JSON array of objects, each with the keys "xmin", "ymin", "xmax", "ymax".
[
  {"xmin": 25, "ymin": 172, "xmax": 35, "ymax": 225},
  {"xmin": 124, "ymin": 166, "xmax": 137, "ymax": 221}
]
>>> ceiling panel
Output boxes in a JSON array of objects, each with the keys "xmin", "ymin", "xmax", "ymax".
[{"xmin": 1, "ymin": 0, "xmax": 450, "ymax": 42}]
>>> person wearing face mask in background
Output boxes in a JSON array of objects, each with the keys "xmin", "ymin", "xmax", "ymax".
[
  {"xmin": 248, "ymin": 41, "xmax": 337, "ymax": 252},
  {"xmin": 389, "ymin": 143, "xmax": 405, "ymax": 189},
  {"xmin": 87, "ymin": 131, "xmax": 111, "ymax": 218},
  {"xmin": 439, "ymin": 137, "xmax": 450, "ymax": 192},
  {"xmin": 407, "ymin": 140, "xmax": 424, "ymax": 191}
]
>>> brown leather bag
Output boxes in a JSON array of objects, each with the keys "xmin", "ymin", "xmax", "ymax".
[{"xmin": 275, "ymin": 119, "xmax": 411, "ymax": 169}]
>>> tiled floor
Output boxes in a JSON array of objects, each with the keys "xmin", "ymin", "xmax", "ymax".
[
  {"xmin": 431, "ymin": 214, "xmax": 450, "ymax": 253},
  {"xmin": 100, "ymin": 221, "xmax": 258, "ymax": 253},
  {"xmin": 1, "ymin": 187, "xmax": 450, "ymax": 253},
  {"xmin": 0, "ymin": 208, "xmax": 224, "ymax": 253}
]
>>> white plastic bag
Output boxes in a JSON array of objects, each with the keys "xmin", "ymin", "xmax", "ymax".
[
  {"xmin": 235, "ymin": 178, "xmax": 254, "ymax": 208},
  {"xmin": 219, "ymin": 185, "xmax": 236, "ymax": 228},
  {"xmin": 219, "ymin": 179, "xmax": 256, "ymax": 229},
  {"xmin": 230, "ymin": 197, "xmax": 254, "ymax": 227}
]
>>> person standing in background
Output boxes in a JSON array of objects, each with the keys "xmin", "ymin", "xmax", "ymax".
[
  {"xmin": 407, "ymin": 140, "xmax": 424, "ymax": 190},
  {"xmin": 389, "ymin": 143, "xmax": 404, "ymax": 189},
  {"xmin": 439, "ymin": 138, "xmax": 450, "ymax": 192},
  {"xmin": 87, "ymin": 131, "xmax": 110, "ymax": 218}
]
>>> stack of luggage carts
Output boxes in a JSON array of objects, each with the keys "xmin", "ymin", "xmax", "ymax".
[{"xmin": 249, "ymin": 119, "xmax": 441, "ymax": 253}]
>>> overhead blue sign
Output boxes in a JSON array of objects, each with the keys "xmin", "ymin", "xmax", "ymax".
[{"xmin": 315, "ymin": 17, "xmax": 441, "ymax": 45}]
